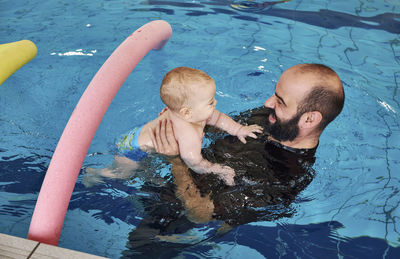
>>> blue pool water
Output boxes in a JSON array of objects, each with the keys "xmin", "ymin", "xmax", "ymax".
[{"xmin": 1, "ymin": 0, "xmax": 400, "ymax": 258}]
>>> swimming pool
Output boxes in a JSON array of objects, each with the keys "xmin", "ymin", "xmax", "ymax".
[{"xmin": 1, "ymin": 0, "xmax": 400, "ymax": 258}]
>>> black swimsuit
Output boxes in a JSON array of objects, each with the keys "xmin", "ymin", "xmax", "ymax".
[{"xmin": 192, "ymin": 106, "xmax": 317, "ymax": 225}]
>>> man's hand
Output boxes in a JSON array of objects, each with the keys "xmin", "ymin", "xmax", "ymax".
[
  {"xmin": 236, "ymin": 124, "xmax": 263, "ymax": 144},
  {"xmin": 149, "ymin": 119, "xmax": 179, "ymax": 156}
]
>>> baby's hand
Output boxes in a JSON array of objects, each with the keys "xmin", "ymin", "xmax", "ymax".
[
  {"xmin": 236, "ymin": 124, "xmax": 263, "ymax": 144},
  {"xmin": 214, "ymin": 165, "xmax": 235, "ymax": 186}
]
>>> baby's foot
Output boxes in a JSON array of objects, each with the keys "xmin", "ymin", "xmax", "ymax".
[
  {"xmin": 215, "ymin": 166, "xmax": 235, "ymax": 186},
  {"xmin": 82, "ymin": 168, "xmax": 106, "ymax": 187}
]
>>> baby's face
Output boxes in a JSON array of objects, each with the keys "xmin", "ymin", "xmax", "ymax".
[{"xmin": 188, "ymin": 81, "xmax": 217, "ymax": 123}]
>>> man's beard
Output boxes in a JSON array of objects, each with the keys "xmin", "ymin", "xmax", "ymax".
[{"xmin": 264, "ymin": 108, "xmax": 301, "ymax": 142}]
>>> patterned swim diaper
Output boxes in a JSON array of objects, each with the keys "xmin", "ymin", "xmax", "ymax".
[{"xmin": 115, "ymin": 125, "xmax": 148, "ymax": 162}]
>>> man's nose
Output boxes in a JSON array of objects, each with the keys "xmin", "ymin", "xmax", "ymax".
[{"xmin": 264, "ymin": 96, "xmax": 275, "ymax": 108}]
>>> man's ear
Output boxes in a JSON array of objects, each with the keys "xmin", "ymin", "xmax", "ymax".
[
  {"xmin": 179, "ymin": 107, "xmax": 192, "ymax": 120},
  {"xmin": 300, "ymin": 111, "xmax": 322, "ymax": 129}
]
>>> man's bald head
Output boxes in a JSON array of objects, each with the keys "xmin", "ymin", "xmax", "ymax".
[{"xmin": 292, "ymin": 64, "xmax": 345, "ymax": 131}]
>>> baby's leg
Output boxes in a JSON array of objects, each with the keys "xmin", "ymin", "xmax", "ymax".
[
  {"xmin": 83, "ymin": 156, "xmax": 139, "ymax": 187},
  {"xmin": 107, "ymin": 155, "xmax": 140, "ymax": 178}
]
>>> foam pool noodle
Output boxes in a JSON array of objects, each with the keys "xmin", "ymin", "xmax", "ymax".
[
  {"xmin": 0, "ymin": 40, "xmax": 37, "ymax": 85},
  {"xmin": 27, "ymin": 20, "xmax": 172, "ymax": 246}
]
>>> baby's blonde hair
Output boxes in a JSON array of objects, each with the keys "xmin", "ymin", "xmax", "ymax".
[{"xmin": 160, "ymin": 67, "xmax": 214, "ymax": 111}]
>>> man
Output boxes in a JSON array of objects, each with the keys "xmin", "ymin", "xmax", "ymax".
[{"xmin": 124, "ymin": 64, "xmax": 344, "ymax": 256}]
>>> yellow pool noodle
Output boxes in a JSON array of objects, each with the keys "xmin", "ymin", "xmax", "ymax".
[{"xmin": 0, "ymin": 40, "xmax": 37, "ymax": 85}]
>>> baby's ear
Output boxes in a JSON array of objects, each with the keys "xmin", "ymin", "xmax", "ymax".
[{"xmin": 179, "ymin": 107, "xmax": 192, "ymax": 120}]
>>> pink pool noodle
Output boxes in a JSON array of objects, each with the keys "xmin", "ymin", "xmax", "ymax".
[{"xmin": 28, "ymin": 20, "xmax": 172, "ymax": 246}]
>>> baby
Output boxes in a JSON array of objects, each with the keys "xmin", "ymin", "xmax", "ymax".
[{"xmin": 84, "ymin": 67, "xmax": 262, "ymax": 186}]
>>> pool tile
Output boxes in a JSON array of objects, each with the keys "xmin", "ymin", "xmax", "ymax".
[
  {"xmin": 30, "ymin": 242, "xmax": 108, "ymax": 259},
  {"xmin": 0, "ymin": 233, "xmax": 108, "ymax": 259},
  {"xmin": 0, "ymin": 233, "xmax": 38, "ymax": 259}
]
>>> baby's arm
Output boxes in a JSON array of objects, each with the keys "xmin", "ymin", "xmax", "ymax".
[
  {"xmin": 207, "ymin": 110, "xmax": 263, "ymax": 143},
  {"xmin": 177, "ymin": 127, "xmax": 235, "ymax": 186}
]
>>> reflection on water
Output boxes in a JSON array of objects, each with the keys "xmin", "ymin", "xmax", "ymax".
[
  {"xmin": 182, "ymin": 221, "xmax": 400, "ymax": 258},
  {"xmin": 138, "ymin": 0, "xmax": 400, "ymax": 33},
  {"xmin": 230, "ymin": 0, "xmax": 291, "ymax": 12}
]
